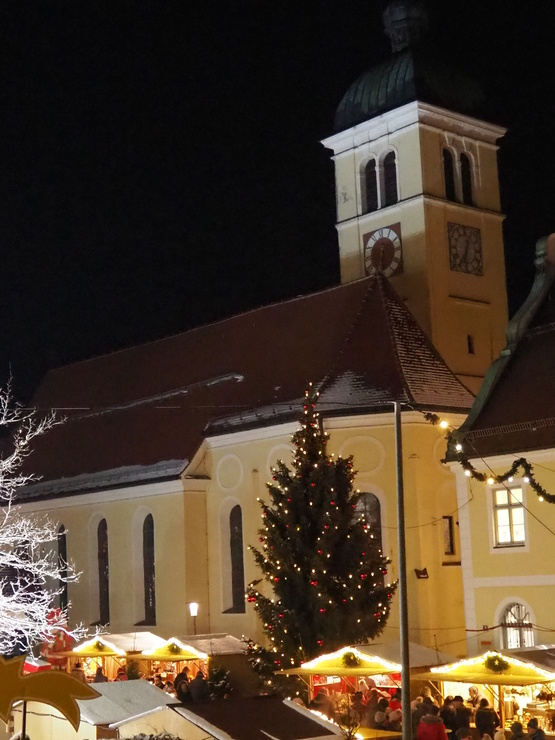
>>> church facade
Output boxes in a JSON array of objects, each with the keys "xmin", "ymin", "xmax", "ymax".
[{"xmin": 15, "ymin": 1, "xmax": 523, "ymax": 663}]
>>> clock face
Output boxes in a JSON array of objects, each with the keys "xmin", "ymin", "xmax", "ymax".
[
  {"xmin": 448, "ymin": 223, "xmax": 483, "ymax": 275},
  {"xmin": 363, "ymin": 224, "xmax": 403, "ymax": 277}
]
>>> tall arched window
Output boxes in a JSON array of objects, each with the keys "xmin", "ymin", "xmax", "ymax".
[
  {"xmin": 354, "ymin": 493, "xmax": 383, "ymax": 584},
  {"xmin": 502, "ymin": 602, "xmax": 534, "ymax": 649},
  {"xmin": 443, "ymin": 149, "xmax": 456, "ymax": 201},
  {"xmin": 365, "ymin": 159, "xmax": 379, "ymax": 213},
  {"xmin": 97, "ymin": 519, "xmax": 110, "ymax": 625},
  {"xmin": 57, "ymin": 525, "xmax": 68, "ymax": 612},
  {"xmin": 229, "ymin": 505, "xmax": 245, "ymax": 613},
  {"xmin": 143, "ymin": 514, "xmax": 156, "ymax": 625},
  {"xmin": 460, "ymin": 153, "xmax": 473, "ymax": 205},
  {"xmin": 383, "ymin": 151, "xmax": 398, "ymax": 206}
]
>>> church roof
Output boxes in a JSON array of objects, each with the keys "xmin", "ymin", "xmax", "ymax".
[
  {"xmin": 334, "ymin": 47, "xmax": 484, "ymax": 132},
  {"xmin": 22, "ymin": 275, "xmax": 473, "ymax": 497},
  {"xmin": 455, "ymin": 235, "xmax": 555, "ymax": 459}
]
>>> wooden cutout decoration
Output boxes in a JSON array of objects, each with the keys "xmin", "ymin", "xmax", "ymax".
[{"xmin": 0, "ymin": 655, "xmax": 99, "ymax": 730}]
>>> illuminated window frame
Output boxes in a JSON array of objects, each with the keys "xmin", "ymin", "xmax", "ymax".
[
  {"xmin": 492, "ymin": 486, "xmax": 525, "ymax": 548},
  {"xmin": 501, "ymin": 602, "xmax": 534, "ymax": 649}
]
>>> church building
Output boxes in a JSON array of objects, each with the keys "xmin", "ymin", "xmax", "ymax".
[{"xmin": 16, "ymin": 1, "xmax": 516, "ymax": 662}]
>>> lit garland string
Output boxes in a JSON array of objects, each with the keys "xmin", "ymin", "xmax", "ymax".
[{"xmin": 423, "ymin": 413, "xmax": 555, "ymax": 504}]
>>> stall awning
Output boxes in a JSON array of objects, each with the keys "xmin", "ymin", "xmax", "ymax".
[
  {"xmin": 412, "ymin": 650, "xmax": 555, "ymax": 686},
  {"xmin": 70, "ymin": 636, "xmax": 126, "ymax": 658},
  {"xmin": 280, "ymin": 646, "xmax": 402, "ymax": 676},
  {"xmin": 141, "ymin": 637, "xmax": 208, "ymax": 662}
]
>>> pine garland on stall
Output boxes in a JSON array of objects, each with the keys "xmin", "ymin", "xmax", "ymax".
[{"xmin": 246, "ymin": 385, "xmax": 397, "ymax": 671}]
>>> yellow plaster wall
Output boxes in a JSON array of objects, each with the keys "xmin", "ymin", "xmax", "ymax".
[
  {"xmin": 458, "ymin": 460, "xmax": 555, "ymax": 652},
  {"xmin": 206, "ymin": 414, "xmax": 466, "ymax": 656}
]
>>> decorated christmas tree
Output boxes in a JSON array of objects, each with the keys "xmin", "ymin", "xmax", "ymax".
[{"xmin": 246, "ymin": 385, "xmax": 397, "ymax": 670}]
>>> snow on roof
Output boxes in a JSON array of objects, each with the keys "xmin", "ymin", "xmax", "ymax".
[{"xmin": 76, "ymin": 680, "xmax": 178, "ymax": 726}]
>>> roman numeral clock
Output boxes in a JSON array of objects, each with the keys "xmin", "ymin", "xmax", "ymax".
[{"xmin": 363, "ymin": 224, "xmax": 403, "ymax": 277}]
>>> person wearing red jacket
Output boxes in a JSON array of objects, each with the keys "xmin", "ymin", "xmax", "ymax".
[{"xmin": 417, "ymin": 704, "xmax": 449, "ymax": 740}]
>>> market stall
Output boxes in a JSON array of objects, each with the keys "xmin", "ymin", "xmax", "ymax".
[
  {"xmin": 140, "ymin": 637, "xmax": 208, "ymax": 687},
  {"xmin": 413, "ymin": 650, "xmax": 555, "ymax": 733},
  {"xmin": 69, "ymin": 635, "xmax": 127, "ymax": 680}
]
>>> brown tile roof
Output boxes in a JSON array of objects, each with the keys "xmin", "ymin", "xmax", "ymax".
[
  {"xmin": 176, "ymin": 695, "xmax": 339, "ymax": 740},
  {"xmin": 23, "ymin": 275, "xmax": 473, "ymax": 496},
  {"xmin": 458, "ymin": 236, "xmax": 555, "ymax": 458}
]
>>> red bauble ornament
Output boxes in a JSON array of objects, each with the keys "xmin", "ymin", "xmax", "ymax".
[
  {"xmin": 319, "ymin": 608, "xmax": 326, "ymax": 613},
  {"xmin": 317, "ymin": 639, "xmax": 324, "ymax": 646},
  {"xmin": 274, "ymin": 577, "xmax": 280, "ymax": 582},
  {"xmin": 330, "ymin": 501, "xmax": 335, "ymax": 506}
]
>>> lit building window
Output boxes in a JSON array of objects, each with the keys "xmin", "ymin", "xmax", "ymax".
[
  {"xmin": 493, "ymin": 487, "xmax": 525, "ymax": 547},
  {"xmin": 502, "ymin": 602, "xmax": 534, "ymax": 649}
]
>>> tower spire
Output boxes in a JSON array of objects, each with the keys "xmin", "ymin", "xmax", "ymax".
[{"xmin": 382, "ymin": 0, "xmax": 429, "ymax": 52}]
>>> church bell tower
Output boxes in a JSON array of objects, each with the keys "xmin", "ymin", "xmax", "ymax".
[{"xmin": 321, "ymin": 1, "xmax": 508, "ymax": 394}]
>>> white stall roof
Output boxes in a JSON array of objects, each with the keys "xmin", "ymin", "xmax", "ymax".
[
  {"xmin": 174, "ymin": 633, "xmax": 246, "ymax": 656},
  {"xmin": 356, "ymin": 641, "xmax": 455, "ymax": 669},
  {"xmin": 77, "ymin": 680, "xmax": 178, "ymax": 726}
]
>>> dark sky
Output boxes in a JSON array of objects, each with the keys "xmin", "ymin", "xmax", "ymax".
[{"xmin": 1, "ymin": 1, "xmax": 555, "ymax": 399}]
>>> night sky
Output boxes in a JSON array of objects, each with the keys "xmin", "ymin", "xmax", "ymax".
[{"xmin": 2, "ymin": 1, "xmax": 555, "ymax": 399}]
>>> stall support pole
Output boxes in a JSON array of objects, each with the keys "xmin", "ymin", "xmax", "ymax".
[{"xmin": 395, "ymin": 402, "xmax": 411, "ymax": 740}]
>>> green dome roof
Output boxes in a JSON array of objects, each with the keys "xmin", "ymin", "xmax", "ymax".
[{"xmin": 334, "ymin": 48, "xmax": 484, "ymax": 133}]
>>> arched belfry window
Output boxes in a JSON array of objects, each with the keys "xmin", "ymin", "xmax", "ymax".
[
  {"xmin": 460, "ymin": 153, "xmax": 473, "ymax": 205},
  {"xmin": 383, "ymin": 151, "xmax": 398, "ymax": 206},
  {"xmin": 501, "ymin": 602, "xmax": 534, "ymax": 649},
  {"xmin": 443, "ymin": 149, "xmax": 456, "ymax": 201},
  {"xmin": 143, "ymin": 514, "xmax": 156, "ymax": 625},
  {"xmin": 228, "ymin": 505, "xmax": 245, "ymax": 613},
  {"xmin": 57, "ymin": 525, "xmax": 68, "ymax": 612},
  {"xmin": 365, "ymin": 159, "xmax": 379, "ymax": 213},
  {"xmin": 97, "ymin": 519, "xmax": 110, "ymax": 625}
]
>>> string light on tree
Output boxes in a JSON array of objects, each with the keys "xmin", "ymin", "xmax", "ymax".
[{"xmin": 245, "ymin": 384, "xmax": 397, "ymax": 685}]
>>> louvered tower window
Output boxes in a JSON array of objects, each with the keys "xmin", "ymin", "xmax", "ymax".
[
  {"xmin": 443, "ymin": 149, "xmax": 456, "ymax": 201},
  {"xmin": 365, "ymin": 159, "xmax": 379, "ymax": 213},
  {"xmin": 383, "ymin": 151, "xmax": 398, "ymax": 206},
  {"xmin": 460, "ymin": 153, "xmax": 473, "ymax": 205}
]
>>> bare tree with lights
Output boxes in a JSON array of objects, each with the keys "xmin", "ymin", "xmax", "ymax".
[
  {"xmin": 246, "ymin": 385, "xmax": 397, "ymax": 672},
  {"xmin": 0, "ymin": 384, "xmax": 82, "ymax": 656}
]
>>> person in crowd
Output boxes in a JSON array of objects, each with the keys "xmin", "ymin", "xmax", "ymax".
[
  {"xmin": 417, "ymin": 704, "xmax": 448, "ymax": 740},
  {"xmin": 189, "ymin": 670, "xmax": 210, "ymax": 703},
  {"xmin": 475, "ymin": 698, "xmax": 500, "ymax": 738},
  {"xmin": 174, "ymin": 666, "xmax": 191, "ymax": 701},
  {"xmin": 452, "ymin": 695, "xmax": 473, "ymax": 731},
  {"xmin": 389, "ymin": 709, "xmax": 402, "ymax": 732},
  {"xmin": 455, "ymin": 728, "xmax": 472, "ymax": 740},
  {"xmin": 154, "ymin": 674, "xmax": 165, "ymax": 689},
  {"xmin": 93, "ymin": 666, "xmax": 109, "ymax": 683},
  {"xmin": 511, "ymin": 721, "xmax": 526, "ymax": 740},
  {"xmin": 115, "ymin": 666, "xmax": 129, "ymax": 681},
  {"xmin": 494, "ymin": 730, "xmax": 506, "ymax": 740},
  {"xmin": 527, "ymin": 718, "xmax": 547, "ymax": 740},
  {"xmin": 390, "ymin": 688, "xmax": 402, "ymax": 712},
  {"xmin": 372, "ymin": 698, "xmax": 391, "ymax": 730},
  {"xmin": 439, "ymin": 696, "xmax": 457, "ymax": 734},
  {"xmin": 351, "ymin": 691, "xmax": 367, "ymax": 725},
  {"xmin": 468, "ymin": 686, "xmax": 487, "ymax": 710},
  {"xmin": 309, "ymin": 688, "xmax": 336, "ymax": 721},
  {"xmin": 71, "ymin": 662, "xmax": 87, "ymax": 682}
]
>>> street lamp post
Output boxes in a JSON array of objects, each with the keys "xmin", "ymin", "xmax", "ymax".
[{"xmin": 189, "ymin": 602, "xmax": 199, "ymax": 635}]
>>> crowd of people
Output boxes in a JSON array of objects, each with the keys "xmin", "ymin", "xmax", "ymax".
[
  {"xmin": 308, "ymin": 682, "xmax": 547, "ymax": 740},
  {"xmin": 68, "ymin": 661, "xmax": 211, "ymax": 703}
]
